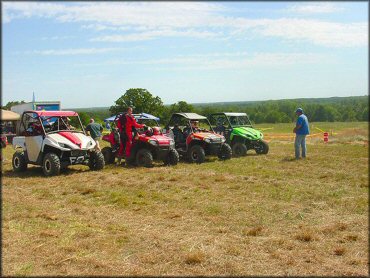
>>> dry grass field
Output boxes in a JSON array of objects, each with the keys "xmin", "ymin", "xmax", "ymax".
[{"xmin": 1, "ymin": 122, "xmax": 368, "ymax": 276}]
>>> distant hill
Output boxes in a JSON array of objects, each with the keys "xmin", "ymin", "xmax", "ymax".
[
  {"xmin": 192, "ymin": 95, "xmax": 369, "ymax": 106},
  {"xmin": 66, "ymin": 95, "xmax": 368, "ymax": 123},
  {"xmin": 67, "ymin": 95, "xmax": 368, "ymax": 111}
]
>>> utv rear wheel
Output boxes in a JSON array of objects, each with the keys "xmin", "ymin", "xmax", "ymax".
[
  {"xmin": 12, "ymin": 152, "xmax": 28, "ymax": 172},
  {"xmin": 255, "ymin": 140, "xmax": 269, "ymax": 155},
  {"xmin": 218, "ymin": 143, "xmax": 232, "ymax": 160},
  {"xmin": 164, "ymin": 149, "xmax": 179, "ymax": 166},
  {"xmin": 89, "ymin": 151, "xmax": 105, "ymax": 170},
  {"xmin": 42, "ymin": 152, "xmax": 60, "ymax": 176},
  {"xmin": 102, "ymin": 147, "xmax": 115, "ymax": 164},
  {"xmin": 136, "ymin": 149, "xmax": 153, "ymax": 168},
  {"xmin": 232, "ymin": 142, "xmax": 247, "ymax": 157},
  {"xmin": 188, "ymin": 145, "xmax": 205, "ymax": 164}
]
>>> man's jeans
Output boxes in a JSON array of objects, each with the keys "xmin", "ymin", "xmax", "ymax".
[{"xmin": 295, "ymin": 134, "xmax": 307, "ymax": 159}]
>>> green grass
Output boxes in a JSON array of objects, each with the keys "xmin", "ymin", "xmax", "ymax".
[
  {"xmin": 1, "ymin": 122, "xmax": 368, "ymax": 276},
  {"xmin": 254, "ymin": 121, "xmax": 368, "ymax": 133}
]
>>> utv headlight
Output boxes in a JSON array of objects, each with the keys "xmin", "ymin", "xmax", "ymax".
[
  {"xmin": 148, "ymin": 140, "xmax": 159, "ymax": 146},
  {"xmin": 58, "ymin": 142, "xmax": 70, "ymax": 149},
  {"xmin": 221, "ymin": 137, "xmax": 226, "ymax": 143},
  {"xmin": 169, "ymin": 139, "xmax": 175, "ymax": 146},
  {"xmin": 204, "ymin": 138, "xmax": 211, "ymax": 143}
]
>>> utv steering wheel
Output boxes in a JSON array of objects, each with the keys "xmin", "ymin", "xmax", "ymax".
[{"xmin": 145, "ymin": 126, "xmax": 153, "ymax": 136}]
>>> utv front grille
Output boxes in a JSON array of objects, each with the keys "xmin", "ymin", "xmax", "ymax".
[{"xmin": 70, "ymin": 150, "xmax": 87, "ymax": 157}]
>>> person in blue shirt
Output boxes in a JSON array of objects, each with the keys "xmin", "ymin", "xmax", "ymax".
[{"xmin": 293, "ymin": 108, "xmax": 309, "ymax": 159}]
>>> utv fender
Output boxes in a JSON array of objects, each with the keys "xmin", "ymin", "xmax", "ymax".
[
  {"xmin": 188, "ymin": 140, "xmax": 204, "ymax": 149},
  {"xmin": 42, "ymin": 145, "xmax": 62, "ymax": 163},
  {"xmin": 42, "ymin": 136, "xmax": 67, "ymax": 152},
  {"xmin": 231, "ymin": 135, "xmax": 246, "ymax": 144}
]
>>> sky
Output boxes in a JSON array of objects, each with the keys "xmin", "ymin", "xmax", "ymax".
[{"xmin": 2, "ymin": 1, "xmax": 368, "ymax": 108}]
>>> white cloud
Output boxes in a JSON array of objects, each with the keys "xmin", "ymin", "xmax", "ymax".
[
  {"xmin": 286, "ymin": 3, "xmax": 345, "ymax": 14},
  {"xmin": 28, "ymin": 47, "xmax": 123, "ymax": 56},
  {"xmin": 255, "ymin": 18, "xmax": 367, "ymax": 47},
  {"xmin": 90, "ymin": 29, "xmax": 219, "ymax": 42},
  {"xmin": 78, "ymin": 52, "xmax": 327, "ymax": 70},
  {"xmin": 41, "ymin": 35, "xmax": 75, "ymax": 41},
  {"xmin": 2, "ymin": 2, "xmax": 367, "ymax": 48}
]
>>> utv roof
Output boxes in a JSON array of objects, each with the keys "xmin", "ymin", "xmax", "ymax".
[
  {"xmin": 104, "ymin": 113, "xmax": 160, "ymax": 122},
  {"xmin": 211, "ymin": 112, "xmax": 247, "ymax": 116},
  {"xmin": 173, "ymin": 113, "xmax": 207, "ymax": 120},
  {"xmin": 25, "ymin": 110, "xmax": 78, "ymax": 117}
]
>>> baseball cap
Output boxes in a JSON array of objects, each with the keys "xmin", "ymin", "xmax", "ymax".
[{"xmin": 296, "ymin": 108, "xmax": 303, "ymax": 113}]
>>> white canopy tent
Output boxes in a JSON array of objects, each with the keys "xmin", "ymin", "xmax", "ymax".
[{"xmin": 1, "ymin": 109, "xmax": 21, "ymax": 121}]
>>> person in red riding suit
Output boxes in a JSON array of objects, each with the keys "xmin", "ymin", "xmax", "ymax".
[
  {"xmin": 116, "ymin": 116, "xmax": 125, "ymax": 162},
  {"xmin": 125, "ymin": 107, "xmax": 145, "ymax": 160}
]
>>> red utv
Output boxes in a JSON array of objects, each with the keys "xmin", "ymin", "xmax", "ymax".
[
  {"xmin": 102, "ymin": 113, "xmax": 179, "ymax": 167},
  {"xmin": 164, "ymin": 113, "xmax": 232, "ymax": 163}
]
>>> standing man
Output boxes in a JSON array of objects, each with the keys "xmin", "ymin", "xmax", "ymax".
[
  {"xmin": 293, "ymin": 108, "xmax": 309, "ymax": 159},
  {"xmin": 86, "ymin": 118, "xmax": 103, "ymax": 151},
  {"xmin": 125, "ymin": 107, "xmax": 145, "ymax": 160}
]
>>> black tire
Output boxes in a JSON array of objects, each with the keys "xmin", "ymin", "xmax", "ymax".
[
  {"xmin": 12, "ymin": 151, "xmax": 28, "ymax": 172},
  {"xmin": 102, "ymin": 147, "xmax": 115, "ymax": 164},
  {"xmin": 187, "ymin": 145, "xmax": 206, "ymax": 164},
  {"xmin": 255, "ymin": 140, "xmax": 269, "ymax": 155},
  {"xmin": 232, "ymin": 142, "xmax": 247, "ymax": 157},
  {"xmin": 164, "ymin": 149, "xmax": 179, "ymax": 166},
  {"xmin": 42, "ymin": 152, "xmax": 61, "ymax": 176},
  {"xmin": 136, "ymin": 148, "xmax": 154, "ymax": 168},
  {"xmin": 218, "ymin": 143, "xmax": 232, "ymax": 160},
  {"xmin": 88, "ymin": 151, "xmax": 105, "ymax": 170}
]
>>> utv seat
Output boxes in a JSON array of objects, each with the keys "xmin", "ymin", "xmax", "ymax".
[
  {"xmin": 172, "ymin": 127, "xmax": 186, "ymax": 148},
  {"xmin": 214, "ymin": 125, "xmax": 226, "ymax": 135}
]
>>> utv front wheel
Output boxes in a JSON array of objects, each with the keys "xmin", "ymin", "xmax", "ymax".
[
  {"xmin": 164, "ymin": 149, "xmax": 179, "ymax": 166},
  {"xmin": 188, "ymin": 145, "xmax": 205, "ymax": 164},
  {"xmin": 42, "ymin": 152, "xmax": 61, "ymax": 176},
  {"xmin": 102, "ymin": 147, "xmax": 115, "ymax": 164},
  {"xmin": 218, "ymin": 143, "xmax": 232, "ymax": 160},
  {"xmin": 232, "ymin": 142, "xmax": 247, "ymax": 157},
  {"xmin": 12, "ymin": 152, "xmax": 28, "ymax": 172},
  {"xmin": 255, "ymin": 140, "xmax": 269, "ymax": 155},
  {"xmin": 88, "ymin": 151, "xmax": 105, "ymax": 170},
  {"xmin": 136, "ymin": 149, "xmax": 153, "ymax": 168}
]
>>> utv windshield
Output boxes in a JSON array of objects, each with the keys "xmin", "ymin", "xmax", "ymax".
[
  {"xmin": 136, "ymin": 118, "xmax": 159, "ymax": 127},
  {"xmin": 40, "ymin": 115, "xmax": 84, "ymax": 134},
  {"xmin": 189, "ymin": 119, "xmax": 213, "ymax": 133},
  {"xmin": 227, "ymin": 116, "xmax": 252, "ymax": 127}
]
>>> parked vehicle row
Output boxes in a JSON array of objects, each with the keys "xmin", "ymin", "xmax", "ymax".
[{"xmin": 10, "ymin": 110, "xmax": 269, "ymax": 176}]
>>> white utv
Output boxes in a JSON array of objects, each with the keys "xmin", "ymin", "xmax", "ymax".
[{"xmin": 12, "ymin": 110, "xmax": 105, "ymax": 176}]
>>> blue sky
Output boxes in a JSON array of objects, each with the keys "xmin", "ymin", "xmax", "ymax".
[{"xmin": 2, "ymin": 1, "xmax": 368, "ymax": 108}]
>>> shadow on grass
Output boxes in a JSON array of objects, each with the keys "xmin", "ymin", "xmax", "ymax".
[
  {"xmin": 2, "ymin": 166, "xmax": 87, "ymax": 179},
  {"xmin": 281, "ymin": 156, "xmax": 297, "ymax": 162}
]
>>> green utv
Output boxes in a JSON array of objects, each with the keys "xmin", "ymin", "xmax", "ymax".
[{"xmin": 208, "ymin": 112, "xmax": 269, "ymax": 157}]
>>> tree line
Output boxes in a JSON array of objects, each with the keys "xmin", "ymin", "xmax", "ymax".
[
  {"xmin": 3, "ymin": 89, "xmax": 368, "ymax": 126},
  {"xmin": 108, "ymin": 88, "xmax": 368, "ymax": 124}
]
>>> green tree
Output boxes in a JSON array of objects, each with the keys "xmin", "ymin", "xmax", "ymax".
[
  {"xmin": 2, "ymin": 100, "xmax": 26, "ymax": 110},
  {"xmin": 109, "ymin": 88, "xmax": 164, "ymax": 116},
  {"xmin": 70, "ymin": 111, "xmax": 90, "ymax": 128},
  {"xmin": 161, "ymin": 101, "xmax": 195, "ymax": 124}
]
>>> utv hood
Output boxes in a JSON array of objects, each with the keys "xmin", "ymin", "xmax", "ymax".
[
  {"xmin": 192, "ymin": 132, "xmax": 225, "ymax": 142},
  {"xmin": 140, "ymin": 134, "xmax": 173, "ymax": 146},
  {"xmin": 232, "ymin": 127, "xmax": 263, "ymax": 140},
  {"xmin": 45, "ymin": 132, "xmax": 96, "ymax": 150}
]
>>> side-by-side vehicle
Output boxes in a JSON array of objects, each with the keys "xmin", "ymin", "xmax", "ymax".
[
  {"xmin": 12, "ymin": 110, "xmax": 105, "ymax": 176},
  {"xmin": 164, "ymin": 113, "xmax": 232, "ymax": 163},
  {"xmin": 208, "ymin": 112, "xmax": 269, "ymax": 156}
]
